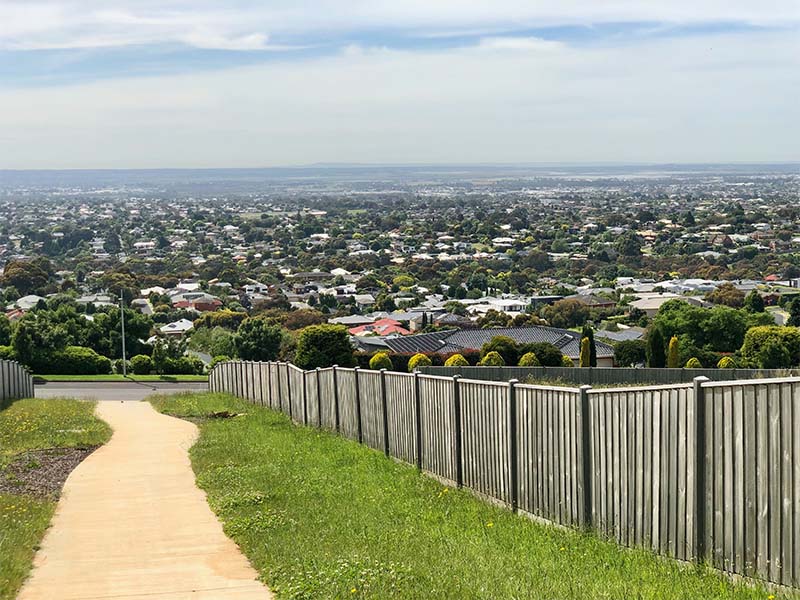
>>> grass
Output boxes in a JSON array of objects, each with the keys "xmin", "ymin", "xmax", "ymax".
[
  {"xmin": 0, "ymin": 398, "xmax": 111, "ymax": 599},
  {"xmin": 35, "ymin": 374, "xmax": 208, "ymax": 383},
  {"xmin": 151, "ymin": 392, "xmax": 781, "ymax": 600}
]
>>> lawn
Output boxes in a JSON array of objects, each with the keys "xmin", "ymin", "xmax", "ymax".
[
  {"xmin": 151, "ymin": 392, "xmax": 781, "ymax": 600},
  {"xmin": 36, "ymin": 374, "xmax": 208, "ymax": 383},
  {"xmin": 0, "ymin": 398, "xmax": 111, "ymax": 600}
]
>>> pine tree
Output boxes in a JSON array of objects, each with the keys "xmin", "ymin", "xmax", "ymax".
[
  {"xmin": 646, "ymin": 326, "xmax": 666, "ymax": 368},
  {"xmin": 582, "ymin": 324, "xmax": 597, "ymax": 367}
]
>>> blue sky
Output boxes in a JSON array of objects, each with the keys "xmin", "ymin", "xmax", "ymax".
[{"xmin": 0, "ymin": 1, "xmax": 798, "ymax": 168}]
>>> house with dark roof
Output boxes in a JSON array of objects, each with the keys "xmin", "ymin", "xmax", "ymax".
[{"xmin": 353, "ymin": 326, "xmax": 615, "ymax": 367}]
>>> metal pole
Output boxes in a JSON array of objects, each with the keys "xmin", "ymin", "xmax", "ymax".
[{"xmin": 119, "ymin": 294, "xmax": 127, "ymax": 377}]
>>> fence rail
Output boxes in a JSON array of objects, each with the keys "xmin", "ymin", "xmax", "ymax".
[
  {"xmin": 421, "ymin": 365, "xmax": 800, "ymax": 386},
  {"xmin": 210, "ymin": 361, "xmax": 800, "ymax": 590},
  {"xmin": 0, "ymin": 359, "xmax": 35, "ymax": 408}
]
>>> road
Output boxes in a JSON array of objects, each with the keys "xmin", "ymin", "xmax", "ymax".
[{"xmin": 34, "ymin": 381, "xmax": 208, "ymax": 401}]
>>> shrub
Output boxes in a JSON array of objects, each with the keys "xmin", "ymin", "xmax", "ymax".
[
  {"xmin": 235, "ymin": 317, "xmax": 283, "ymax": 361},
  {"xmin": 579, "ymin": 337, "xmax": 591, "ymax": 367},
  {"xmin": 0, "ymin": 345, "xmax": 15, "ymax": 360},
  {"xmin": 614, "ymin": 339, "xmax": 647, "ymax": 367},
  {"xmin": 561, "ymin": 355, "xmax": 575, "ymax": 367},
  {"xmin": 667, "ymin": 336, "xmax": 681, "ymax": 368},
  {"xmin": 480, "ymin": 336, "xmax": 519, "ymax": 366},
  {"xmin": 369, "ymin": 352, "xmax": 393, "ymax": 370},
  {"xmin": 741, "ymin": 325, "xmax": 800, "ymax": 368},
  {"xmin": 685, "ymin": 357, "xmax": 702, "ymax": 369},
  {"xmin": 717, "ymin": 356, "xmax": 737, "ymax": 369},
  {"xmin": 408, "ymin": 353, "xmax": 432, "ymax": 372},
  {"xmin": 518, "ymin": 342, "xmax": 563, "ymax": 367},
  {"xmin": 517, "ymin": 352, "xmax": 540, "ymax": 367},
  {"xmin": 113, "ymin": 359, "xmax": 130, "ymax": 375},
  {"xmin": 35, "ymin": 346, "xmax": 113, "ymax": 375},
  {"xmin": 478, "ymin": 351, "xmax": 505, "ymax": 367},
  {"xmin": 209, "ymin": 355, "xmax": 231, "ymax": 370},
  {"xmin": 445, "ymin": 353, "xmax": 469, "ymax": 367},
  {"xmin": 130, "ymin": 354, "xmax": 153, "ymax": 375},
  {"xmin": 295, "ymin": 324, "xmax": 356, "ymax": 369}
]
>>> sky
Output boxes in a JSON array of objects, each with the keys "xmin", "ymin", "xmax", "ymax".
[{"xmin": 0, "ymin": 1, "xmax": 798, "ymax": 169}]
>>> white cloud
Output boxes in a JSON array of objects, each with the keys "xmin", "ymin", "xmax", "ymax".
[
  {"xmin": 0, "ymin": 29, "xmax": 796, "ymax": 168},
  {"xmin": 0, "ymin": 0, "xmax": 798, "ymax": 50}
]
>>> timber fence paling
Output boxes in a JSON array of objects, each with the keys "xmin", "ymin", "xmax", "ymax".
[
  {"xmin": 213, "ymin": 361, "xmax": 800, "ymax": 591},
  {"xmin": 0, "ymin": 360, "xmax": 34, "ymax": 407}
]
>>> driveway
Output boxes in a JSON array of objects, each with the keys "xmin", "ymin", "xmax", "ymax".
[{"xmin": 34, "ymin": 381, "xmax": 208, "ymax": 401}]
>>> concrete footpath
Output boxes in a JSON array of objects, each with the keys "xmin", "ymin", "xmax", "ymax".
[{"xmin": 18, "ymin": 401, "xmax": 272, "ymax": 600}]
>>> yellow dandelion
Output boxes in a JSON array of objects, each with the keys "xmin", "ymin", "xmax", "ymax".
[
  {"xmin": 351, "ymin": 588, "xmax": 357, "ymax": 594},
  {"xmin": 486, "ymin": 522, "xmax": 493, "ymax": 528}
]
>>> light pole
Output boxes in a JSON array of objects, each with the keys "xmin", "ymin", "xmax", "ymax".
[{"xmin": 120, "ymin": 293, "xmax": 127, "ymax": 377}]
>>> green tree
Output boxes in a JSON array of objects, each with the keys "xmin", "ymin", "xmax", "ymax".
[
  {"xmin": 540, "ymin": 299, "xmax": 590, "ymax": 329},
  {"xmin": 235, "ymin": 318, "xmax": 283, "ymax": 361},
  {"xmin": 0, "ymin": 314, "xmax": 10, "ymax": 346},
  {"xmin": 519, "ymin": 342, "xmax": 563, "ymax": 367},
  {"xmin": 740, "ymin": 326, "xmax": 800, "ymax": 368},
  {"xmin": 667, "ymin": 336, "xmax": 681, "ymax": 368},
  {"xmin": 480, "ymin": 336, "xmax": 519, "ymax": 366},
  {"xmin": 717, "ymin": 356, "xmax": 737, "ymax": 369},
  {"xmin": 614, "ymin": 339, "xmax": 646, "ymax": 367},
  {"xmin": 685, "ymin": 357, "xmax": 702, "ymax": 368},
  {"xmin": 705, "ymin": 282, "xmax": 745, "ymax": 308},
  {"xmin": 646, "ymin": 326, "xmax": 666, "ymax": 368},
  {"xmin": 615, "ymin": 230, "xmax": 642, "ymax": 257},
  {"xmin": 788, "ymin": 297, "xmax": 800, "ymax": 327},
  {"xmin": 743, "ymin": 290, "xmax": 765, "ymax": 313},
  {"xmin": 295, "ymin": 324, "xmax": 356, "ymax": 369}
]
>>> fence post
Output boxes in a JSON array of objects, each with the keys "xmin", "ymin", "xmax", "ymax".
[
  {"xmin": 332, "ymin": 365, "xmax": 340, "ymax": 432},
  {"xmin": 302, "ymin": 370, "xmax": 309, "ymax": 425},
  {"xmin": 316, "ymin": 367, "xmax": 323, "ymax": 427},
  {"xmin": 579, "ymin": 385, "xmax": 593, "ymax": 528},
  {"xmin": 694, "ymin": 376, "xmax": 709, "ymax": 561},
  {"xmin": 258, "ymin": 363, "xmax": 264, "ymax": 406},
  {"xmin": 380, "ymin": 369, "xmax": 390, "ymax": 457},
  {"xmin": 453, "ymin": 375, "xmax": 463, "ymax": 488},
  {"xmin": 354, "ymin": 367, "xmax": 363, "ymax": 444},
  {"xmin": 414, "ymin": 371, "xmax": 422, "ymax": 471},
  {"xmin": 508, "ymin": 379, "xmax": 519, "ymax": 512},
  {"xmin": 286, "ymin": 363, "xmax": 293, "ymax": 420}
]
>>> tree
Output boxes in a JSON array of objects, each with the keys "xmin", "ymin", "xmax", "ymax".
[
  {"xmin": 579, "ymin": 337, "xmax": 591, "ymax": 367},
  {"xmin": 480, "ymin": 336, "xmax": 518, "ymax": 366},
  {"xmin": 0, "ymin": 314, "xmax": 10, "ymax": 346},
  {"xmin": 476, "ymin": 309, "xmax": 512, "ymax": 328},
  {"xmin": 283, "ymin": 309, "xmax": 326, "ymax": 330},
  {"xmin": 445, "ymin": 353, "xmax": 469, "ymax": 367},
  {"xmin": 740, "ymin": 326, "xmax": 800, "ymax": 368},
  {"xmin": 615, "ymin": 230, "xmax": 642, "ymax": 257},
  {"xmin": 478, "ymin": 351, "xmax": 505, "ymax": 366},
  {"xmin": 646, "ymin": 326, "xmax": 666, "ymax": 368},
  {"xmin": 130, "ymin": 355, "xmax": 153, "ymax": 375},
  {"xmin": 234, "ymin": 318, "xmax": 283, "ymax": 361},
  {"xmin": 540, "ymin": 299, "xmax": 590, "ymax": 329},
  {"xmin": 788, "ymin": 297, "xmax": 800, "ymax": 327},
  {"xmin": 744, "ymin": 290, "xmax": 765, "ymax": 313},
  {"xmin": 581, "ymin": 324, "xmax": 597, "ymax": 367},
  {"xmin": 369, "ymin": 352, "xmax": 393, "ymax": 370},
  {"xmin": 1, "ymin": 259, "xmax": 51, "ymax": 295},
  {"xmin": 705, "ymin": 282, "xmax": 745, "ymax": 308},
  {"xmin": 295, "ymin": 324, "xmax": 356, "ymax": 369},
  {"xmin": 518, "ymin": 352, "xmax": 540, "ymax": 367},
  {"xmin": 667, "ymin": 336, "xmax": 681, "ymax": 368},
  {"xmin": 519, "ymin": 342, "xmax": 563, "ymax": 367},
  {"xmin": 614, "ymin": 339, "xmax": 646, "ymax": 367}
]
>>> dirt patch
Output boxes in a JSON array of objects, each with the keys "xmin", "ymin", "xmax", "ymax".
[{"xmin": 0, "ymin": 446, "xmax": 99, "ymax": 499}]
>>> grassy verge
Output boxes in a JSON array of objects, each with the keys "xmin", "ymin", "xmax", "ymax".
[
  {"xmin": 36, "ymin": 374, "xmax": 208, "ymax": 383},
  {"xmin": 151, "ymin": 392, "xmax": 779, "ymax": 599},
  {"xmin": 0, "ymin": 398, "xmax": 111, "ymax": 599}
]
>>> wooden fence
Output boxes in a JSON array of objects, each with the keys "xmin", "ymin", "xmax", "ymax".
[
  {"xmin": 209, "ymin": 361, "xmax": 800, "ymax": 589},
  {"xmin": 421, "ymin": 365, "xmax": 800, "ymax": 386},
  {"xmin": 0, "ymin": 359, "xmax": 35, "ymax": 409}
]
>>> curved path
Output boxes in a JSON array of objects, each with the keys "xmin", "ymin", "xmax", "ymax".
[{"xmin": 18, "ymin": 401, "xmax": 272, "ymax": 600}]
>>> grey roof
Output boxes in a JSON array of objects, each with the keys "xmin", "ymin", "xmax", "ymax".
[
  {"xmin": 596, "ymin": 328, "xmax": 646, "ymax": 343},
  {"xmin": 379, "ymin": 326, "xmax": 614, "ymax": 358}
]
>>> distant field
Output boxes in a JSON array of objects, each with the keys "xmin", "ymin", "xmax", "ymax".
[
  {"xmin": 151, "ymin": 392, "xmax": 778, "ymax": 600},
  {"xmin": 36, "ymin": 374, "xmax": 208, "ymax": 383}
]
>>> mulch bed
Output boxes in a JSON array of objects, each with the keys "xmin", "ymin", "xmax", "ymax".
[{"xmin": 0, "ymin": 446, "xmax": 100, "ymax": 499}]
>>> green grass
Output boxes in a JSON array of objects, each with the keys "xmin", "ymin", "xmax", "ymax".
[
  {"xmin": 36, "ymin": 374, "xmax": 208, "ymax": 382},
  {"xmin": 0, "ymin": 398, "xmax": 111, "ymax": 599},
  {"xmin": 151, "ymin": 392, "xmax": 781, "ymax": 599}
]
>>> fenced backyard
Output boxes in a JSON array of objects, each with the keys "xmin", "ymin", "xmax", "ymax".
[
  {"xmin": 0, "ymin": 359, "xmax": 35, "ymax": 408},
  {"xmin": 210, "ymin": 360, "xmax": 800, "ymax": 590}
]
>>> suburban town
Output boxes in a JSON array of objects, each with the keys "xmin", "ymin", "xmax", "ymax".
[{"xmin": 1, "ymin": 1, "xmax": 799, "ymax": 598}]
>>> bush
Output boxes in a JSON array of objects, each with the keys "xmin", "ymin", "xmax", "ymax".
[
  {"xmin": 35, "ymin": 346, "xmax": 113, "ymax": 375},
  {"xmin": 408, "ymin": 353, "xmax": 432, "ymax": 372},
  {"xmin": 561, "ymin": 355, "xmax": 575, "ymax": 367},
  {"xmin": 478, "ymin": 351, "xmax": 505, "ymax": 366},
  {"xmin": 130, "ymin": 354, "xmax": 153, "ymax": 375},
  {"xmin": 614, "ymin": 339, "xmax": 647, "ymax": 367},
  {"xmin": 717, "ymin": 356, "xmax": 737, "ymax": 369},
  {"xmin": 517, "ymin": 352, "xmax": 540, "ymax": 367},
  {"xmin": 113, "ymin": 359, "xmax": 130, "ymax": 375},
  {"xmin": 741, "ymin": 325, "xmax": 800, "ymax": 368},
  {"xmin": 480, "ymin": 336, "xmax": 519, "ymax": 366},
  {"xmin": 369, "ymin": 352, "xmax": 393, "ymax": 370},
  {"xmin": 209, "ymin": 355, "xmax": 231, "ymax": 370},
  {"xmin": 0, "ymin": 345, "xmax": 15, "ymax": 360},
  {"xmin": 235, "ymin": 317, "xmax": 283, "ymax": 362},
  {"xmin": 685, "ymin": 357, "xmax": 702, "ymax": 369},
  {"xmin": 518, "ymin": 342, "xmax": 563, "ymax": 367},
  {"xmin": 160, "ymin": 356, "xmax": 205, "ymax": 375},
  {"xmin": 444, "ymin": 353, "xmax": 469, "ymax": 367},
  {"xmin": 295, "ymin": 324, "xmax": 356, "ymax": 369}
]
